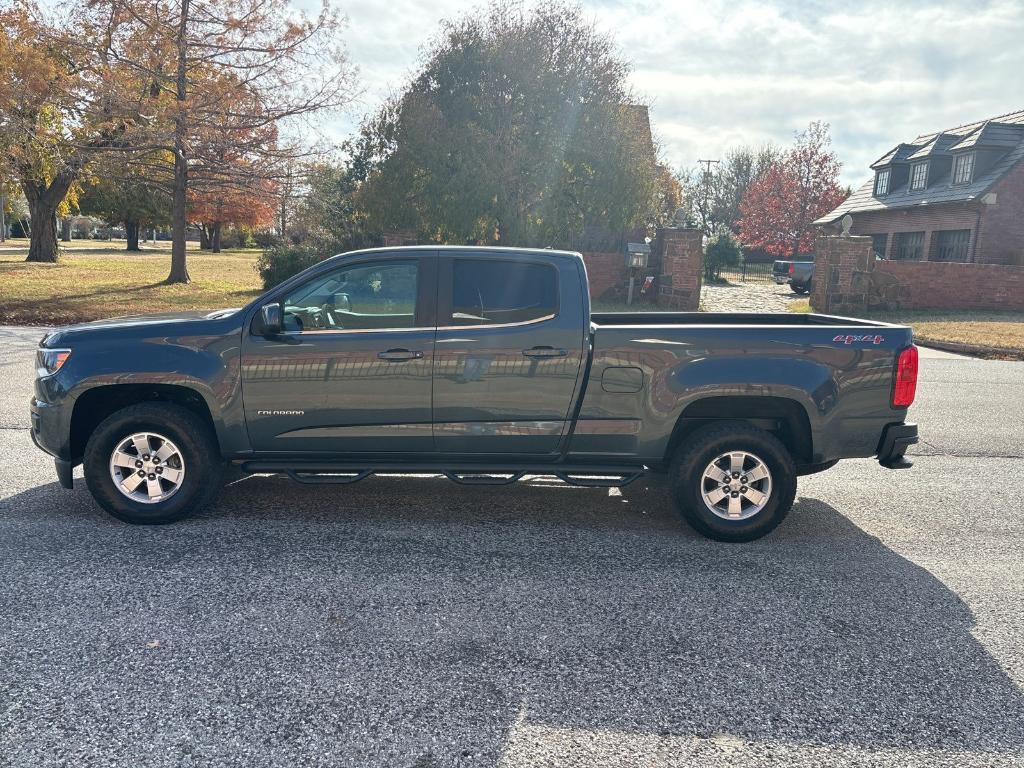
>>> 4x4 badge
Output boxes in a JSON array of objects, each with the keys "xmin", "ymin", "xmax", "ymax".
[{"xmin": 833, "ymin": 334, "xmax": 884, "ymax": 345}]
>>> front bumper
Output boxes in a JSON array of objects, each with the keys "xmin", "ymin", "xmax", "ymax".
[
  {"xmin": 30, "ymin": 396, "xmax": 75, "ymax": 488},
  {"xmin": 877, "ymin": 422, "xmax": 918, "ymax": 469}
]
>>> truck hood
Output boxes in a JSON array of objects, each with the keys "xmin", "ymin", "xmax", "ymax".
[{"xmin": 42, "ymin": 307, "xmax": 242, "ymax": 347}]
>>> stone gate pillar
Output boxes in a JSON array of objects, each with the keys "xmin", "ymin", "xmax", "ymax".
[
  {"xmin": 656, "ymin": 227, "xmax": 703, "ymax": 310},
  {"xmin": 811, "ymin": 235, "xmax": 875, "ymax": 315}
]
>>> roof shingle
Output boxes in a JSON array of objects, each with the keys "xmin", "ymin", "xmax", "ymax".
[{"xmin": 816, "ymin": 108, "xmax": 1024, "ymax": 224}]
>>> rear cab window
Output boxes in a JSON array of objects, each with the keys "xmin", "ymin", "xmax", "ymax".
[{"xmin": 447, "ymin": 259, "xmax": 558, "ymax": 326}]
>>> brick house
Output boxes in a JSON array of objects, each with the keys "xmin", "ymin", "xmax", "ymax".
[{"xmin": 816, "ymin": 108, "xmax": 1024, "ymax": 266}]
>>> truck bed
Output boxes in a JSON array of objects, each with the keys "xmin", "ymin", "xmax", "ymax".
[
  {"xmin": 591, "ymin": 311, "xmax": 896, "ymax": 328},
  {"xmin": 569, "ymin": 311, "xmax": 914, "ymax": 467}
]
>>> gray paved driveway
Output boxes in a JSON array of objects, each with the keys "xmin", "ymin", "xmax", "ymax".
[{"xmin": 1, "ymin": 326, "xmax": 1023, "ymax": 767}]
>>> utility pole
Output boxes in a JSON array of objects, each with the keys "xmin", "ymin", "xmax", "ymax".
[
  {"xmin": 697, "ymin": 158, "xmax": 719, "ymax": 234},
  {"xmin": 0, "ymin": 192, "xmax": 5, "ymax": 243}
]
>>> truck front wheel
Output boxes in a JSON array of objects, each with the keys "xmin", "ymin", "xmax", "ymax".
[
  {"xmin": 670, "ymin": 423, "xmax": 797, "ymax": 542},
  {"xmin": 83, "ymin": 403, "xmax": 224, "ymax": 525}
]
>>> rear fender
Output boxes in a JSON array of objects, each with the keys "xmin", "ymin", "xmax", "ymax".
[{"xmin": 652, "ymin": 356, "xmax": 831, "ymax": 459}]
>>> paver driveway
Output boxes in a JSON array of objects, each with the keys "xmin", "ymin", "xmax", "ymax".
[{"xmin": 700, "ymin": 280, "xmax": 798, "ymax": 312}]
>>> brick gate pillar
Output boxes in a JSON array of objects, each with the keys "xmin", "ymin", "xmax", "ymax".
[
  {"xmin": 811, "ymin": 235, "xmax": 875, "ymax": 315},
  {"xmin": 655, "ymin": 227, "xmax": 703, "ymax": 310}
]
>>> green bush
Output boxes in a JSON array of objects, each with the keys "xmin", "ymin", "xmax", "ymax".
[
  {"xmin": 704, "ymin": 231, "xmax": 742, "ymax": 281},
  {"xmin": 255, "ymin": 243, "xmax": 326, "ymax": 289},
  {"xmin": 251, "ymin": 230, "xmax": 281, "ymax": 249},
  {"xmin": 221, "ymin": 227, "xmax": 257, "ymax": 249}
]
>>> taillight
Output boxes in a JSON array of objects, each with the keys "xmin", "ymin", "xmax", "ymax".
[
  {"xmin": 789, "ymin": 264, "xmax": 795, "ymax": 275},
  {"xmin": 892, "ymin": 346, "xmax": 918, "ymax": 407}
]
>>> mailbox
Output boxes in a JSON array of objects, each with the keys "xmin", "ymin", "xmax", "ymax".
[{"xmin": 626, "ymin": 241, "xmax": 650, "ymax": 269}]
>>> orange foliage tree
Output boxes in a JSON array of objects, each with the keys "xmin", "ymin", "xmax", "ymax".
[
  {"xmin": 188, "ymin": 178, "xmax": 276, "ymax": 252},
  {"xmin": 740, "ymin": 122, "xmax": 847, "ymax": 257}
]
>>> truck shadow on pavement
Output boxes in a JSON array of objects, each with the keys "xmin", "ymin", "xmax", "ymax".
[{"xmin": 3, "ymin": 474, "xmax": 1023, "ymax": 765}]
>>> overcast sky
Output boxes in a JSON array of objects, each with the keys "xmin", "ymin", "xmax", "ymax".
[{"xmin": 314, "ymin": 0, "xmax": 1024, "ymax": 187}]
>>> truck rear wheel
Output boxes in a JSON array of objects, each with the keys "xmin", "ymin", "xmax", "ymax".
[
  {"xmin": 83, "ymin": 403, "xmax": 224, "ymax": 525},
  {"xmin": 669, "ymin": 422, "xmax": 797, "ymax": 542}
]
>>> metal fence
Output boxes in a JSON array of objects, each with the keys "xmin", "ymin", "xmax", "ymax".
[{"xmin": 717, "ymin": 261, "xmax": 775, "ymax": 284}]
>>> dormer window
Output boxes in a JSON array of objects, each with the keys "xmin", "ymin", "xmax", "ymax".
[
  {"xmin": 875, "ymin": 169, "xmax": 890, "ymax": 196},
  {"xmin": 910, "ymin": 162, "xmax": 928, "ymax": 191},
  {"xmin": 953, "ymin": 152, "xmax": 975, "ymax": 184}
]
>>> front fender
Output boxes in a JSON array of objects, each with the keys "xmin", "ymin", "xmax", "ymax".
[{"xmin": 40, "ymin": 326, "xmax": 248, "ymax": 458}]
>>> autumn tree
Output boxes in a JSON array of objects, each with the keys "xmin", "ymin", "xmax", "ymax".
[
  {"xmin": 356, "ymin": 1, "xmax": 658, "ymax": 247},
  {"xmin": 188, "ymin": 178, "xmax": 275, "ymax": 252},
  {"xmin": 0, "ymin": 1, "xmax": 93, "ymax": 262},
  {"xmin": 740, "ymin": 122, "xmax": 847, "ymax": 257},
  {"xmin": 72, "ymin": 0, "xmax": 354, "ymax": 282}
]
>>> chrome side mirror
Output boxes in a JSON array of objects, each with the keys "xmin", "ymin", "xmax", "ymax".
[{"xmin": 259, "ymin": 303, "xmax": 283, "ymax": 335}]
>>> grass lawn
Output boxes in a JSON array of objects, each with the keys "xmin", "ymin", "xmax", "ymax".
[
  {"xmin": 0, "ymin": 239, "xmax": 265, "ymax": 325},
  {"xmin": 788, "ymin": 297, "xmax": 1024, "ymax": 355}
]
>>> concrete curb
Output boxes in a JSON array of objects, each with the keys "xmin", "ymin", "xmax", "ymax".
[{"xmin": 915, "ymin": 336, "xmax": 1024, "ymax": 360}]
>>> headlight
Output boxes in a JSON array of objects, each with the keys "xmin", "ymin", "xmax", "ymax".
[{"xmin": 37, "ymin": 348, "xmax": 71, "ymax": 377}]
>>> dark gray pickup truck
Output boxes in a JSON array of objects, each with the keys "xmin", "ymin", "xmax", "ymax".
[
  {"xmin": 772, "ymin": 259, "xmax": 814, "ymax": 294},
  {"xmin": 31, "ymin": 246, "xmax": 919, "ymax": 541}
]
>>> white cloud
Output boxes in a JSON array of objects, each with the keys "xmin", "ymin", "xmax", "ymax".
[{"xmin": 302, "ymin": 0, "xmax": 1024, "ymax": 186}]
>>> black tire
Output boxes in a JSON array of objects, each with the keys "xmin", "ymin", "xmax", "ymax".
[
  {"xmin": 83, "ymin": 403, "xmax": 224, "ymax": 524},
  {"xmin": 790, "ymin": 284, "xmax": 808, "ymax": 294},
  {"xmin": 669, "ymin": 422, "xmax": 797, "ymax": 542}
]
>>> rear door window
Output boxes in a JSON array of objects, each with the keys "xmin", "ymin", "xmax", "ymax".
[{"xmin": 448, "ymin": 259, "xmax": 557, "ymax": 326}]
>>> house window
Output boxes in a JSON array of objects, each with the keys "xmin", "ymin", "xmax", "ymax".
[
  {"xmin": 875, "ymin": 169, "xmax": 890, "ymax": 196},
  {"xmin": 910, "ymin": 162, "xmax": 928, "ymax": 191},
  {"xmin": 932, "ymin": 229, "xmax": 972, "ymax": 263},
  {"xmin": 892, "ymin": 232, "xmax": 925, "ymax": 261},
  {"xmin": 953, "ymin": 152, "xmax": 975, "ymax": 184},
  {"xmin": 870, "ymin": 234, "xmax": 888, "ymax": 260}
]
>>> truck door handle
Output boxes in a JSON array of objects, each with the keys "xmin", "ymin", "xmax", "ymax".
[
  {"xmin": 378, "ymin": 349, "xmax": 423, "ymax": 361},
  {"xmin": 522, "ymin": 346, "xmax": 567, "ymax": 358}
]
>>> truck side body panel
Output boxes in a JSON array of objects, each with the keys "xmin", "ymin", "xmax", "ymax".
[{"xmin": 569, "ymin": 322, "xmax": 912, "ymax": 464}]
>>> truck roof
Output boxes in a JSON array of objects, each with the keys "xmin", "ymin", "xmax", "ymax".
[{"xmin": 324, "ymin": 245, "xmax": 584, "ymax": 263}]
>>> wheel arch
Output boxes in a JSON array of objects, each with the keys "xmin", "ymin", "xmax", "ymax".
[
  {"xmin": 663, "ymin": 395, "xmax": 814, "ymax": 467},
  {"xmin": 70, "ymin": 383, "xmax": 220, "ymax": 463}
]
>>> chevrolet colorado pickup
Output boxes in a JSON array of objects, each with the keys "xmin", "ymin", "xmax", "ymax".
[{"xmin": 31, "ymin": 246, "xmax": 919, "ymax": 541}]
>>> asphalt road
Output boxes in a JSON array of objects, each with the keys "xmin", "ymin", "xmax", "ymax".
[{"xmin": 1, "ymin": 326, "xmax": 1022, "ymax": 767}]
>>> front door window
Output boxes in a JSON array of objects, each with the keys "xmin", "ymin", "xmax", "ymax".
[{"xmin": 282, "ymin": 261, "xmax": 420, "ymax": 332}]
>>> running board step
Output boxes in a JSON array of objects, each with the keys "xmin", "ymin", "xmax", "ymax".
[
  {"xmin": 242, "ymin": 462, "xmax": 645, "ymax": 488},
  {"xmin": 286, "ymin": 469, "xmax": 372, "ymax": 485}
]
